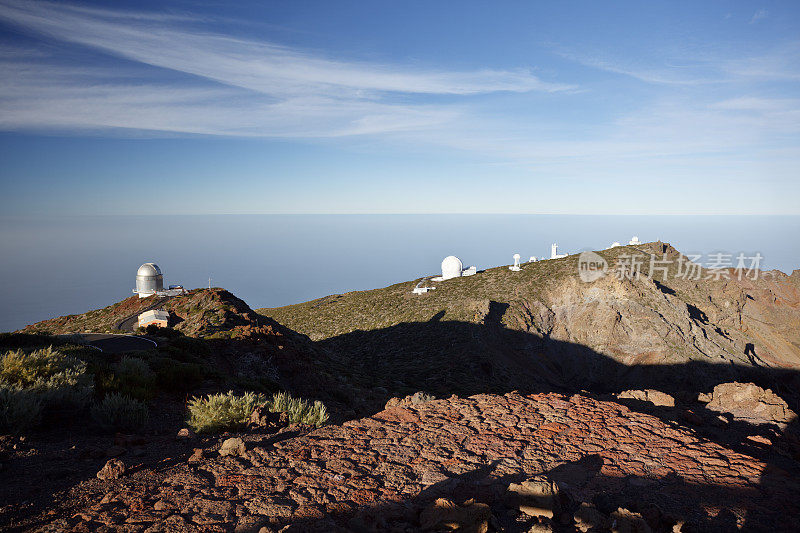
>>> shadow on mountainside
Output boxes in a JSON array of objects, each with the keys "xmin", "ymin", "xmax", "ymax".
[{"xmin": 317, "ymin": 311, "xmax": 800, "ymax": 418}]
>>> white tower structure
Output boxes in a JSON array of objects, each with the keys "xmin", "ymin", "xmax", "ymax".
[
  {"xmin": 134, "ymin": 263, "xmax": 164, "ymax": 298},
  {"xmin": 509, "ymin": 253, "xmax": 521, "ymax": 271},
  {"xmin": 550, "ymin": 243, "xmax": 568, "ymax": 259},
  {"xmin": 629, "ymin": 236, "xmax": 641, "ymax": 245}
]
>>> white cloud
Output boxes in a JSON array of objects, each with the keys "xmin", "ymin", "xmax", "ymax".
[
  {"xmin": 0, "ymin": 0, "xmax": 573, "ymax": 138},
  {"xmin": 0, "ymin": 0, "xmax": 570, "ymax": 97}
]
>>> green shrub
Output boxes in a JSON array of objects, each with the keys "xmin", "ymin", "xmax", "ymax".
[
  {"xmin": 186, "ymin": 390, "xmax": 266, "ymax": 434},
  {"xmin": 0, "ymin": 346, "xmax": 90, "ymax": 389},
  {"xmin": 91, "ymin": 393, "xmax": 149, "ymax": 432},
  {"xmin": 267, "ymin": 391, "xmax": 328, "ymax": 427},
  {"xmin": 186, "ymin": 390, "xmax": 330, "ymax": 434},
  {"xmin": 0, "ymin": 385, "xmax": 43, "ymax": 434},
  {"xmin": 0, "ymin": 347, "xmax": 93, "ymax": 417}
]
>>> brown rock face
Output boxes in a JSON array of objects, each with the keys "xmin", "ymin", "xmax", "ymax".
[
  {"xmin": 96, "ymin": 458, "xmax": 125, "ymax": 480},
  {"xmin": 706, "ymin": 382, "xmax": 797, "ymax": 427},
  {"xmin": 616, "ymin": 389, "xmax": 675, "ymax": 407}
]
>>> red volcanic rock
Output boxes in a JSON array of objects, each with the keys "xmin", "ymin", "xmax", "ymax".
[{"xmin": 35, "ymin": 392, "xmax": 800, "ymax": 530}]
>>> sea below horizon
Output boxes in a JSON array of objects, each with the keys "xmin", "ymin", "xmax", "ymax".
[{"xmin": 1, "ymin": 214, "xmax": 799, "ymax": 333}]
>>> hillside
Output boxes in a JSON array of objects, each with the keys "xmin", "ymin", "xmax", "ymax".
[
  {"xmin": 261, "ymin": 242, "xmax": 800, "ymax": 404},
  {"xmin": 21, "ymin": 288, "xmax": 278, "ymax": 340}
]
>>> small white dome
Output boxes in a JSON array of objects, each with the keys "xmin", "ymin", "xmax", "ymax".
[
  {"xmin": 137, "ymin": 263, "xmax": 162, "ymax": 277},
  {"xmin": 441, "ymin": 256, "xmax": 463, "ymax": 280}
]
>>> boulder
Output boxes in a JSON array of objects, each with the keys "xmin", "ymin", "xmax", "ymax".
[
  {"xmin": 385, "ymin": 391, "xmax": 436, "ymax": 410},
  {"xmin": 188, "ymin": 448, "xmax": 204, "ymax": 464},
  {"xmin": 97, "ymin": 458, "xmax": 126, "ymax": 480},
  {"xmin": 219, "ymin": 437, "xmax": 247, "ymax": 457},
  {"xmin": 176, "ymin": 427, "xmax": 195, "ymax": 440},
  {"xmin": 705, "ymin": 382, "xmax": 796, "ymax": 428},
  {"xmin": 419, "ymin": 498, "xmax": 490, "ymax": 532},
  {"xmin": 506, "ymin": 476, "xmax": 561, "ymax": 519},
  {"xmin": 610, "ymin": 507, "xmax": 651, "ymax": 533},
  {"xmin": 616, "ymin": 389, "xmax": 675, "ymax": 407}
]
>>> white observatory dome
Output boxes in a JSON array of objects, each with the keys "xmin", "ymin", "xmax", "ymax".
[
  {"xmin": 137, "ymin": 263, "xmax": 162, "ymax": 277},
  {"xmin": 135, "ymin": 262, "xmax": 164, "ymax": 297},
  {"xmin": 441, "ymin": 256, "xmax": 463, "ymax": 280}
]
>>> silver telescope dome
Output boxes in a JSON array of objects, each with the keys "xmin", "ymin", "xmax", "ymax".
[
  {"xmin": 137, "ymin": 263, "xmax": 162, "ymax": 277},
  {"xmin": 135, "ymin": 262, "xmax": 164, "ymax": 297}
]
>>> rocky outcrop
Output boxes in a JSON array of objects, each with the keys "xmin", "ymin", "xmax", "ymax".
[
  {"xmin": 704, "ymin": 382, "xmax": 797, "ymax": 428},
  {"xmin": 384, "ymin": 391, "xmax": 436, "ymax": 410},
  {"xmin": 46, "ymin": 392, "xmax": 799, "ymax": 531},
  {"xmin": 96, "ymin": 459, "xmax": 125, "ymax": 480},
  {"xmin": 616, "ymin": 389, "xmax": 675, "ymax": 407}
]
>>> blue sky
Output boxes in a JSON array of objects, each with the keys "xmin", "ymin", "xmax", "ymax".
[{"xmin": 0, "ymin": 0, "xmax": 798, "ymax": 215}]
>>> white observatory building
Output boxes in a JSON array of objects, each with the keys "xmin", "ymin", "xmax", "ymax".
[
  {"xmin": 431, "ymin": 255, "xmax": 477, "ymax": 282},
  {"xmin": 134, "ymin": 263, "xmax": 164, "ymax": 298}
]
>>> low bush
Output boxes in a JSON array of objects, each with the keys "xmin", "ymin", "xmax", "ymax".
[
  {"xmin": 0, "ymin": 346, "xmax": 90, "ymax": 390},
  {"xmin": 0, "ymin": 346, "xmax": 93, "ymax": 420},
  {"xmin": 186, "ymin": 390, "xmax": 266, "ymax": 434},
  {"xmin": 91, "ymin": 393, "xmax": 149, "ymax": 432},
  {"xmin": 267, "ymin": 391, "xmax": 328, "ymax": 427},
  {"xmin": 186, "ymin": 390, "xmax": 329, "ymax": 434},
  {"xmin": 0, "ymin": 385, "xmax": 43, "ymax": 434}
]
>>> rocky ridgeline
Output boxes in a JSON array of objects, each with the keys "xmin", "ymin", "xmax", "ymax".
[{"xmin": 43, "ymin": 391, "xmax": 798, "ymax": 532}]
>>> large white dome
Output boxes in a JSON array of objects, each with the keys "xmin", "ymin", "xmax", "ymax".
[
  {"xmin": 137, "ymin": 263, "xmax": 162, "ymax": 277},
  {"xmin": 441, "ymin": 256, "xmax": 463, "ymax": 280}
]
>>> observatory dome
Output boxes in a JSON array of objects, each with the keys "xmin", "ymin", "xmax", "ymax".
[
  {"xmin": 441, "ymin": 256, "xmax": 463, "ymax": 280},
  {"xmin": 135, "ymin": 262, "xmax": 164, "ymax": 297},
  {"xmin": 137, "ymin": 263, "xmax": 162, "ymax": 277}
]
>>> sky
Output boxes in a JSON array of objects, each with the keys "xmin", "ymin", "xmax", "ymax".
[{"xmin": 0, "ymin": 1, "xmax": 798, "ymax": 215}]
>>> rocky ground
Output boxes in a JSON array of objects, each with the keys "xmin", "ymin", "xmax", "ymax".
[{"xmin": 9, "ymin": 390, "xmax": 798, "ymax": 532}]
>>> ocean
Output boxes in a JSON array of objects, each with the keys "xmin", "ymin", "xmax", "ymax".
[{"xmin": 1, "ymin": 214, "xmax": 799, "ymax": 333}]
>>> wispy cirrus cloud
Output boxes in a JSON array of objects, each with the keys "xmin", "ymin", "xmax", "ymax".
[
  {"xmin": 0, "ymin": 0, "xmax": 574, "ymax": 138},
  {"xmin": 557, "ymin": 39, "xmax": 800, "ymax": 86}
]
